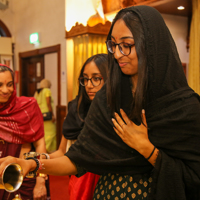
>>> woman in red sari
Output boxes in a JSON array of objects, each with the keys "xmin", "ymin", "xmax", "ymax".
[
  {"xmin": 50, "ymin": 53, "xmax": 108, "ymax": 200},
  {"xmin": 0, "ymin": 64, "xmax": 49, "ymax": 200}
]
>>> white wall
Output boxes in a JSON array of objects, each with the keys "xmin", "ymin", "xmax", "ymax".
[
  {"xmin": 0, "ymin": 0, "xmax": 67, "ymax": 105},
  {"xmin": 44, "ymin": 53, "xmax": 58, "ymax": 115},
  {"xmin": 162, "ymin": 14, "xmax": 189, "ymax": 64}
]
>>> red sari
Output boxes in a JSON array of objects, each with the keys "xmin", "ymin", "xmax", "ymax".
[
  {"xmin": 69, "ymin": 173, "xmax": 100, "ymax": 200},
  {"xmin": 0, "ymin": 64, "xmax": 45, "ymax": 199}
]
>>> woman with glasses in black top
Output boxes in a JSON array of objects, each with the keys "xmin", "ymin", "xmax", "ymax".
[{"xmin": 49, "ymin": 53, "xmax": 108, "ymax": 200}]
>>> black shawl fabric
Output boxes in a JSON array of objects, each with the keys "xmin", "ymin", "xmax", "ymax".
[
  {"xmin": 62, "ymin": 97, "xmax": 90, "ymax": 140},
  {"xmin": 66, "ymin": 6, "xmax": 200, "ymax": 199}
]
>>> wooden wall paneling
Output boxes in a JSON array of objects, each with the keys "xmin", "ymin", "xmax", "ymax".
[{"xmin": 56, "ymin": 105, "xmax": 67, "ymax": 149}]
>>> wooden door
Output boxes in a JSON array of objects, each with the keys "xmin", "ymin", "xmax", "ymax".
[
  {"xmin": 19, "ymin": 44, "xmax": 63, "ymax": 148},
  {"xmin": 21, "ymin": 55, "xmax": 44, "ymax": 97}
]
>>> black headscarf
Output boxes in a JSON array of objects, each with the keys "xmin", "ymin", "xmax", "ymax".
[{"xmin": 66, "ymin": 6, "xmax": 200, "ymax": 199}]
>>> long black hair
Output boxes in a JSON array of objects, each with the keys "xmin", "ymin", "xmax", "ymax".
[
  {"xmin": 106, "ymin": 10, "xmax": 147, "ymax": 123},
  {"xmin": 77, "ymin": 53, "xmax": 108, "ymax": 120}
]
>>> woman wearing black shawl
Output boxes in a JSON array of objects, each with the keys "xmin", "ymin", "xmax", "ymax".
[
  {"xmin": 49, "ymin": 53, "xmax": 108, "ymax": 200},
  {"xmin": 0, "ymin": 5, "xmax": 199, "ymax": 200}
]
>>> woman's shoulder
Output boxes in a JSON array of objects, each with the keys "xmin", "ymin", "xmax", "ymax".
[
  {"xmin": 68, "ymin": 97, "xmax": 78, "ymax": 112},
  {"xmin": 16, "ymin": 96, "xmax": 39, "ymax": 107},
  {"xmin": 42, "ymin": 88, "xmax": 51, "ymax": 92},
  {"xmin": 41, "ymin": 88, "xmax": 51, "ymax": 97}
]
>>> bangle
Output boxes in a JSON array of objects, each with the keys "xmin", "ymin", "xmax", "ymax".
[
  {"xmin": 25, "ymin": 157, "xmax": 39, "ymax": 174},
  {"xmin": 41, "ymin": 153, "xmax": 50, "ymax": 159},
  {"xmin": 38, "ymin": 159, "xmax": 45, "ymax": 170},
  {"xmin": 146, "ymin": 146, "xmax": 156, "ymax": 160}
]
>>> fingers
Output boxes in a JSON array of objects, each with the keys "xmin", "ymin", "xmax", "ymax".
[
  {"xmin": 113, "ymin": 126, "xmax": 123, "ymax": 138},
  {"xmin": 113, "ymin": 109, "xmax": 147, "ymax": 128},
  {"xmin": 119, "ymin": 108, "xmax": 147, "ymax": 127},
  {"xmin": 120, "ymin": 109, "xmax": 131, "ymax": 125},
  {"xmin": 112, "ymin": 110, "xmax": 128, "ymax": 139},
  {"xmin": 141, "ymin": 109, "xmax": 147, "ymax": 127},
  {"xmin": 0, "ymin": 157, "xmax": 7, "ymax": 165},
  {"xmin": 0, "ymin": 157, "xmax": 17, "ymax": 175},
  {"xmin": 114, "ymin": 111, "xmax": 126, "ymax": 126},
  {"xmin": 112, "ymin": 118, "xmax": 124, "ymax": 133},
  {"xmin": 34, "ymin": 193, "xmax": 47, "ymax": 200},
  {"xmin": 0, "ymin": 159, "xmax": 6, "ymax": 175}
]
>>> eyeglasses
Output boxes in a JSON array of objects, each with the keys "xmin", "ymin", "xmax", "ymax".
[
  {"xmin": 106, "ymin": 40, "xmax": 135, "ymax": 56},
  {"xmin": 79, "ymin": 76, "xmax": 103, "ymax": 87}
]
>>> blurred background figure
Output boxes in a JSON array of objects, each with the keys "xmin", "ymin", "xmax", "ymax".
[{"xmin": 34, "ymin": 79, "xmax": 57, "ymax": 153}]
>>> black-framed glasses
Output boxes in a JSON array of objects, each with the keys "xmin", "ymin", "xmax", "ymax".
[
  {"xmin": 106, "ymin": 40, "xmax": 135, "ymax": 56},
  {"xmin": 79, "ymin": 77, "xmax": 103, "ymax": 87}
]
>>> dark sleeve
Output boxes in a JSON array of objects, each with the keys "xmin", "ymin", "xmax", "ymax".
[
  {"xmin": 75, "ymin": 163, "xmax": 87, "ymax": 177},
  {"xmin": 64, "ymin": 153, "xmax": 87, "ymax": 177},
  {"xmin": 62, "ymin": 98, "xmax": 84, "ymax": 140}
]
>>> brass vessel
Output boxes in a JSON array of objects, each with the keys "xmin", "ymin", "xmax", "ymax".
[
  {"xmin": 0, "ymin": 163, "xmax": 23, "ymax": 192},
  {"xmin": 12, "ymin": 194, "xmax": 22, "ymax": 200}
]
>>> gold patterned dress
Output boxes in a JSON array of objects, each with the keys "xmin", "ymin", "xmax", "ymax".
[{"xmin": 93, "ymin": 173, "xmax": 152, "ymax": 200}]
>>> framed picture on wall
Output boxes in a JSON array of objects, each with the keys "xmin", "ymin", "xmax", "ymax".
[{"xmin": 0, "ymin": 55, "xmax": 13, "ymax": 70}]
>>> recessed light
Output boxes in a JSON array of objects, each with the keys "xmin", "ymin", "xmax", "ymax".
[{"xmin": 177, "ymin": 6, "xmax": 185, "ymax": 10}]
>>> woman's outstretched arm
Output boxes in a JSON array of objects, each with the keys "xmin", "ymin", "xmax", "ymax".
[{"xmin": 0, "ymin": 155, "xmax": 77, "ymax": 177}]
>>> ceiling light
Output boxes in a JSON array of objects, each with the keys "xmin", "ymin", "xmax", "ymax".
[{"xmin": 177, "ymin": 6, "xmax": 185, "ymax": 10}]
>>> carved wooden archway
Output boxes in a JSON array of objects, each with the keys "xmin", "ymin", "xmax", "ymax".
[{"xmin": 0, "ymin": 20, "xmax": 11, "ymax": 37}]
